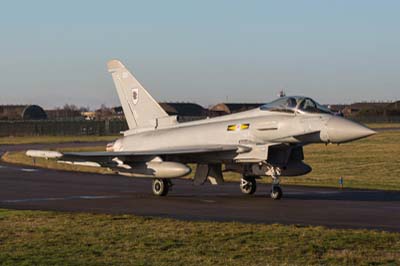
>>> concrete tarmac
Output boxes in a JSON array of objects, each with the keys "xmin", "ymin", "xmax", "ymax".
[{"xmin": 0, "ymin": 141, "xmax": 399, "ymax": 232}]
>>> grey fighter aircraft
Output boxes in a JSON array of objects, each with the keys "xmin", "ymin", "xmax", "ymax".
[{"xmin": 27, "ymin": 60, "xmax": 376, "ymax": 200}]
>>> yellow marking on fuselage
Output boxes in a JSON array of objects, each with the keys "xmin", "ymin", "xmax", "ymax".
[{"xmin": 227, "ymin": 123, "xmax": 250, "ymax": 131}]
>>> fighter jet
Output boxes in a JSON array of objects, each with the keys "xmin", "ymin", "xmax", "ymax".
[{"xmin": 26, "ymin": 60, "xmax": 376, "ymax": 200}]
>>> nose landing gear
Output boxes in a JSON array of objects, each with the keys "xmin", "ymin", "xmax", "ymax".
[{"xmin": 270, "ymin": 175, "xmax": 282, "ymax": 200}]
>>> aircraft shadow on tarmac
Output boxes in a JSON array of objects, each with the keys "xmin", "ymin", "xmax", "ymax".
[{"xmin": 151, "ymin": 181, "xmax": 400, "ymax": 202}]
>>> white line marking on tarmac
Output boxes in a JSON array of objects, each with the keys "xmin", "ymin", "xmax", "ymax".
[
  {"xmin": 21, "ymin": 168, "xmax": 38, "ymax": 172},
  {"xmin": 1, "ymin": 195, "xmax": 119, "ymax": 203}
]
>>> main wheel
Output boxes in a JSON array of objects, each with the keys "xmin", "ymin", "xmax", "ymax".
[
  {"xmin": 270, "ymin": 186, "xmax": 282, "ymax": 200},
  {"xmin": 240, "ymin": 176, "xmax": 257, "ymax": 195},
  {"xmin": 152, "ymin": 178, "xmax": 169, "ymax": 196}
]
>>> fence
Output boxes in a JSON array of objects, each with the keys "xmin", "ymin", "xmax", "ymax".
[{"xmin": 0, "ymin": 120, "xmax": 128, "ymax": 137}]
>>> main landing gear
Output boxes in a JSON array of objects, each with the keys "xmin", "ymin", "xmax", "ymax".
[
  {"xmin": 240, "ymin": 175, "xmax": 257, "ymax": 195},
  {"xmin": 152, "ymin": 178, "xmax": 172, "ymax": 196},
  {"xmin": 239, "ymin": 175, "xmax": 283, "ymax": 200}
]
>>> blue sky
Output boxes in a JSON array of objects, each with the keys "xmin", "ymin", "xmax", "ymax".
[{"xmin": 0, "ymin": 0, "xmax": 399, "ymax": 108}]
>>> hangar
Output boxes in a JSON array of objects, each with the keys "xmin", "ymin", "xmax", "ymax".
[
  {"xmin": 0, "ymin": 105, "xmax": 47, "ymax": 120},
  {"xmin": 210, "ymin": 103, "xmax": 264, "ymax": 116},
  {"xmin": 159, "ymin": 102, "xmax": 208, "ymax": 122}
]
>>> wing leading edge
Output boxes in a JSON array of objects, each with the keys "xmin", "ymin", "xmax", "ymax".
[{"xmin": 26, "ymin": 145, "xmax": 251, "ymax": 163}]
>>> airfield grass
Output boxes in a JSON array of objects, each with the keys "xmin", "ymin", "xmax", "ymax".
[
  {"xmin": 2, "ymin": 131, "xmax": 400, "ymax": 191},
  {"xmin": 0, "ymin": 135, "xmax": 118, "ymax": 145},
  {"xmin": 0, "ymin": 209, "xmax": 399, "ymax": 266}
]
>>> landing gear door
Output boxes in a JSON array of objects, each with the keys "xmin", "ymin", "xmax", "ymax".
[
  {"xmin": 234, "ymin": 144, "xmax": 269, "ymax": 163},
  {"xmin": 193, "ymin": 164, "xmax": 224, "ymax": 185},
  {"xmin": 267, "ymin": 144, "xmax": 291, "ymax": 166},
  {"xmin": 193, "ymin": 164, "xmax": 209, "ymax": 185}
]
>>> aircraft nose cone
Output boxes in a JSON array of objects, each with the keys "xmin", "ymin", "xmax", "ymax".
[{"xmin": 326, "ymin": 116, "xmax": 376, "ymax": 143}]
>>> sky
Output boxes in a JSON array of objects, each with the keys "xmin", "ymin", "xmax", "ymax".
[{"xmin": 0, "ymin": 0, "xmax": 399, "ymax": 109}]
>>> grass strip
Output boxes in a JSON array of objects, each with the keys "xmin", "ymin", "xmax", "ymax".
[{"xmin": 0, "ymin": 209, "xmax": 399, "ymax": 266}]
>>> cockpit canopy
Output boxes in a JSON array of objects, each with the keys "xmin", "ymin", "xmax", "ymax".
[{"xmin": 260, "ymin": 96, "xmax": 331, "ymax": 114}]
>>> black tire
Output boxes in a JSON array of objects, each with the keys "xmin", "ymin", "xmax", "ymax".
[
  {"xmin": 240, "ymin": 176, "xmax": 257, "ymax": 195},
  {"xmin": 152, "ymin": 178, "xmax": 169, "ymax": 196},
  {"xmin": 270, "ymin": 186, "xmax": 282, "ymax": 200}
]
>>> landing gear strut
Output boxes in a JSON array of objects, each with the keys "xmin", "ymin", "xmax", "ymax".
[
  {"xmin": 152, "ymin": 178, "xmax": 172, "ymax": 196},
  {"xmin": 240, "ymin": 175, "xmax": 257, "ymax": 195},
  {"xmin": 270, "ymin": 175, "xmax": 283, "ymax": 200}
]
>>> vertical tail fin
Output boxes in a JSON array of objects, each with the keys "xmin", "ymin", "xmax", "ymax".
[{"xmin": 107, "ymin": 60, "xmax": 169, "ymax": 129}]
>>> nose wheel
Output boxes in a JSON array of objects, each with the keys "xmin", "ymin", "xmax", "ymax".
[
  {"xmin": 152, "ymin": 178, "xmax": 172, "ymax": 196},
  {"xmin": 270, "ymin": 175, "xmax": 283, "ymax": 200},
  {"xmin": 270, "ymin": 185, "xmax": 283, "ymax": 200},
  {"xmin": 240, "ymin": 176, "xmax": 257, "ymax": 195}
]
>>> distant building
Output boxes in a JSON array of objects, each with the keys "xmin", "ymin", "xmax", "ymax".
[
  {"xmin": 81, "ymin": 111, "xmax": 96, "ymax": 120},
  {"xmin": 110, "ymin": 106, "xmax": 125, "ymax": 120},
  {"xmin": 0, "ymin": 105, "xmax": 47, "ymax": 120},
  {"xmin": 113, "ymin": 106, "xmax": 124, "ymax": 115},
  {"xmin": 100, "ymin": 103, "xmax": 208, "ymax": 122},
  {"xmin": 45, "ymin": 109, "xmax": 83, "ymax": 121},
  {"xmin": 383, "ymin": 100, "xmax": 400, "ymax": 116},
  {"xmin": 159, "ymin": 102, "xmax": 208, "ymax": 122},
  {"xmin": 349, "ymin": 102, "xmax": 388, "ymax": 110},
  {"xmin": 92, "ymin": 106, "xmax": 125, "ymax": 121},
  {"xmin": 342, "ymin": 102, "xmax": 388, "ymax": 116},
  {"xmin": 209, "ymin": 103, "xmax": 264, "ymax": 116}
]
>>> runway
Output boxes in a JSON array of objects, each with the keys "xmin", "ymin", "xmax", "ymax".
[{"xmin": 1, "ymin": 143, "xmax": 400, "ymax": 232}]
